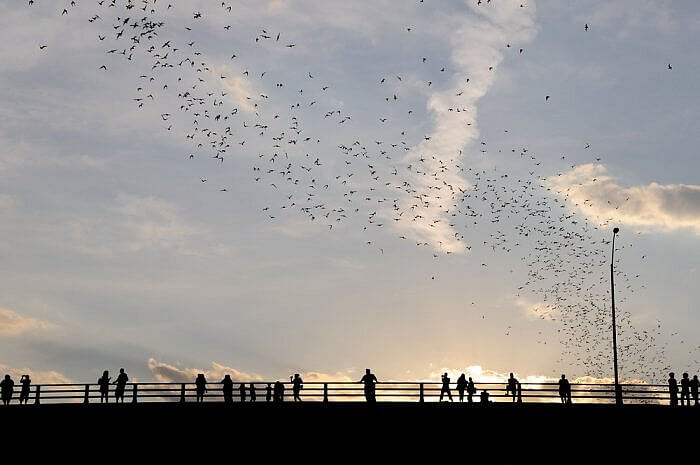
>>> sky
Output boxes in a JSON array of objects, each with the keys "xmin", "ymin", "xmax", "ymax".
[{"xmin": 0, "ymin": 0, "xmax": 699, "ymax": 387}]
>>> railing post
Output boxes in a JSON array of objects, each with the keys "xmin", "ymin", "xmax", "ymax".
[
  {"xmin": 34, "ymin": 385, "xmax": 41, "ymax": 405},
  {"xmin": 180, "ymin": 383, "xmax": 186, "ymax": 403},
  {"xmin": 84, "ymin": 384, "xmax": 90, "ymax": 404},
  {"xmin": 323, "ymin": 383, "xmax": 328, "ymax": 402},
  {"xmin": 132, "ymin": 384, "xmax": 138, "ymax": 403},
  {"xmin": 419, "ymin": 383, "xmax": 424, "ymax": 402}
]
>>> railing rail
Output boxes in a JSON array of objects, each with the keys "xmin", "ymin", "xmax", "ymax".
[{"xmin": 0, "ymin": 381, "xmax": 690, "ymax": 406}]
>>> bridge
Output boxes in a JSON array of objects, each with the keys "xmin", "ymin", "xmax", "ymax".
[
  {"xmin": 2, "ymin": 380, "xmax": 697, "ymax": 457},
  {"xmin": 2, "ymin": 380, "xmax": 680, "ymax": 404}
]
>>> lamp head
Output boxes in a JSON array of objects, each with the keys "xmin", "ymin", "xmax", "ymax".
[{"xmin": 613, "ymin": 227, "xmax": 619, "ymax": 234}]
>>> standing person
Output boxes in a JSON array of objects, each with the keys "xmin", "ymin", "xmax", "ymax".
[
  {"xmin": 19, "ymin": 375, "xmax": 31, "ymax": 405},
  {"xmin": 113, "ymin": 368, "xmax": 129, "ymax": 403},
  {"xmin": 668, "ymin": 372, "xmax": 678, "ymax": 407},
  {"xmin": 456, "ymin": 374, "xmax": 467, "ymax": 402},
  {"xmin": 360, "ymin": 369, "xmax": 378, "ymax": 403},
  {"xmin": 439, "ymin": 373, "xmax": 453, "ymax": 402},
  {"xmin": 291, "ymin": 374, "xmax": 303, "ymax": 402},
  {"xmin": 690, "ymin": 375, "xmax": 699, "ymax": 406},
  {"xmin": 195, "ymin": 374, "xmax": 207, "ymax": 403},
  {"xmin": 265, "ymin": 383, "xmax": 273, "ymax": 402},
  {"xmin": 467, "ymin": 377, "xmax": 476, "ymax": 403},
  {"xmin": 98, "ymin": 371, "xmax": 110, "ymax": 403},
  {"xmin": 249, "ymin": 383, "xmax": 257, "ymax": 402},
  {"xmin": 1, "ymin": 375, "xmax": 15, "ymax": 405},
  {"xmin": 680, "ymin": 373, "xmax": 690, "ymax": 406},
  {"xmin": 238, "ymin": 383, "xmax": 246, "ymax": 402},
  {"xmin": 506, "ymin": 373, "xmax": 519, "ymax": 403},
  {"xmin": 273, "ymin": 381, "xmax": 284, "ymax": 403},
  {"xmin": 221, "ymin": 375, "xmax": 233, "ymax": 404},
  {"xmin": 558, "ymin": 374, "xmax": 571, "ymax": 404}
]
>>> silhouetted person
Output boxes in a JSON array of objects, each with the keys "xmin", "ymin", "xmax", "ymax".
[
  {"xmin": 456, "ymin": 374, "xmax": 467, "ymax": 402},
  {"xmin": 291, "ymin": 374, "xmax": 303, "ymax": 402},
  {"xmin": 266, "ymin": 383, "xmax": 272, "ymax": 402},
  {"xmin": 467, "ymin": 377, "xmax": 476, "ymax": 403},
  {"xmin": 480, "ymin": 390, "xmax": 489, "ymax": 404},
  {"xmin": 1, "ymin": 375, "xmax": 14, "ymax": 405},
  {"xmin": 221, "ymin": 375, "xmax": 233, "ymax": 403},
  {"xmin": 19, "ymin": 375, "xmax": 31, "ymax": 405},
  {"xmin": 360, "ymin": 368, "xmax": 378, "ymax": 403},
  {"xmin": 98, "ymin": 370, "xmax": 110, "ymax": 403},
  {"xmin": 238, "ymin": 383, "xmax": 246, "ymax": 402},
  {"xmin": 195, "ymin": 374, "xmax": 207, "ymax": 402},
  {"xmin": 440, "ymin": 373, "xmax": 453, "ymax": 402},
  {"xmin": 517, "ymin": 381, "xmax": 523, "ymax": 403},
  {"xmin": 506, "ymin": 373, "xmax": 519, "ymax": 403},
  {"xmin": 273, "ymin": 381, "xmax": 284, "ymax": 403},
  {"xmin": 558, "ymin": 374, "xmax": 571, "ymax": 404},
  {"xmin": 669, "ymin": 372, "xmax": 678, "ymax": 406},
  {"xmin": 680, "ymin": 372, "xmax": 690, "ymax": 406},
  {"xmin": 113, "ymin": 368, "xmax": 128, "ymax": 403},
  {"xmin": 691, "ymin": 375, "xmax": 699, "ymax": 406},
  {"xmin": 249, "ymin": 383, "xmax": 257, "ymax": 402}
]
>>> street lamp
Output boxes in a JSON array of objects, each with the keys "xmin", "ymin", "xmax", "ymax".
[{"xmin": 610, "ymin": 227, "xmax": 623, "ymax": 405}]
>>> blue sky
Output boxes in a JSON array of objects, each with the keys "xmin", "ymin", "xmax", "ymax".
[{"xmin": 0, "ymin": 0, "xmax": 698, "ymax": 386}]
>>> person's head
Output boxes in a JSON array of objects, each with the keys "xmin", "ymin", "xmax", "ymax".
[
  {"xmin": 670, "ymin": 372, "xmax": 675, "ymax": 378},
  {"xmin": 4, "ymin": 375, "xmax": 10, "ymax": 380},
  {"xmin": 294, "ymin": 373, "xmax": 299, "ymax": 378},
  {"xmin": 509, "ymin": 372, "xmax": 514, "ymax": 378},
  {"xmin": 469, "ymin": 377, "xmax": 472, "ymax": 381},
  {"xmin": 119, "ymin": 368, "xmax": 125, "ymax": 374},
  {"xmin": 561, "ymin": 374, "xmax": 566, "ymax": 379},
  {"xmin": 366, "ymin": 368, "xmax": 371, "ymax": 375},
  {"xmin": 103, "ymin": 370, "xmax": 108, "ymax": 377},
  {"xmin": 694, "ymin": 376, "xmax": 698, "ymax": 381},
  {"xmin": 224, "ymin": 374, "xmax": 231, "ymax": 380},
  {"xmin": 683, "ymin": 372, "xmax": 688, "ymax": 379}
]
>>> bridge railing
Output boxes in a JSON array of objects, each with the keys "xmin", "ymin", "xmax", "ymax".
[{"xmin": 0, "ymin": 381, "xmax": 678, "ymax": 405}]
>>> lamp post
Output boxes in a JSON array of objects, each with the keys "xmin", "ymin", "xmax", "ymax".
[{"xmin": 610, "ymin": 227, "xmax": 623, "ymax": 405}]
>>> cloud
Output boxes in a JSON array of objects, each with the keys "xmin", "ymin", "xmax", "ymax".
[
  {"xmin": 0, "ymin": 364, "xmax": 71, "ymax": 384},
  {"xmin": 515, "ymin": 297, "xmax": 559, "ymax": 321},
  {"xmin": 0, "ymin": 308, "xmax": 54, "ymax": 336},
  {"xmin": 548, "ymin": 163, "xmax": 700, "ymax": 234},
  {"xmin": 63, "ymin": 194, "xmax": 227, "ymax": 257},
  {"xmin": 147, "ymin": 358, "xmax": 264, "ymax": 383},
  {"xmin": 218, "ymin": 68, "xmax": 262, "ymax": 114},
  {"xmin": 147, "ymin": 358, "xmax": 356, "ymax": 383},
  {"xmin": 0, "ymin": 194, "xmax": 14, "ymax": 213},
  {"xmin": 395, "ymin": 0, "xmax": 538, "ymax": 251}
]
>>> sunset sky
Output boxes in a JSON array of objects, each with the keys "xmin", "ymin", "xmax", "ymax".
[{"xmin": 1, "ymin": 0, "xmax": 698, "ymax": 386}]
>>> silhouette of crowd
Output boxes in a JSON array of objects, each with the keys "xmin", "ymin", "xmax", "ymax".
[{"xmin": 2, "ymin": 368, "xmax": 699, "ymax": 406}]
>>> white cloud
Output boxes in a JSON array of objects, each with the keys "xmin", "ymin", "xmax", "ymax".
[
  {"xmin": 0, "ymin": 364, "xmax": 71, "ymax": 384},
  {"xmin": 395, "ymin": 0, "xmax": 538, "ymax": 252},
  {"xmin": 218, "ymin": 67, "xmax": 262, "ymax": 114},
  {"xmin": 147, "ymin": 358, "xmax": 353, "ymax": 384},
  {"xmin": 515, "ymin": 297, "xmax": 559, "ymax": 321},
  {"xmin": 147, "ymin": 358, "xmax": 264, "ymax": 383},
  {"xmin": 0, "ymin": 194, "xmax": 14, "ymax": 213},
  {"xmin": 548, "ymin": 163, "xmax": 700, "ymax": 234},
  {"xmin": 64, "ymin": 194, "xmax": 227, "ymax": 257},
  {"xmin": 0, "ymin": 307, "xmax": 54, "ymax": 336}
]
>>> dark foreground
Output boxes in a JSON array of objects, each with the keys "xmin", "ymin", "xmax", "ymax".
[{"xmin": 3, "ymin": 402, "xmax": 698, "ymax": 458}]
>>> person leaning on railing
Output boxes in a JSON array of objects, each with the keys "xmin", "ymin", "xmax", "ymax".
[
  {"xmin": 0, "ymin": 375, "xmax": 14, "ymax": 405},
  {"xmin": 360, "ymin": 369, "xmax": 378, "ymax": 402},
  {"xmin": 98, "ymin": 371, "xmax": 110, "ymax": 403}
]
